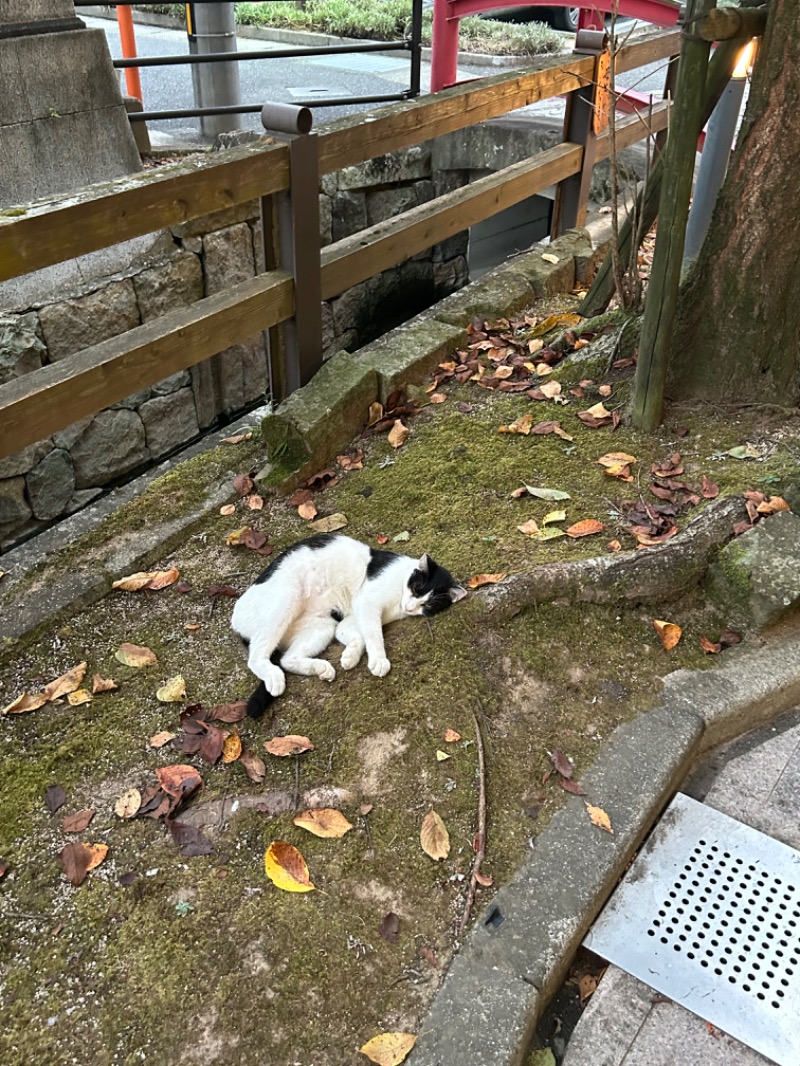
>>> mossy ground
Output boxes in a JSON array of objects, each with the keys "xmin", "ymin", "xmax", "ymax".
[{"xmin": 1, "ymin": 300, "xmax": 799, "ymax": 1065}]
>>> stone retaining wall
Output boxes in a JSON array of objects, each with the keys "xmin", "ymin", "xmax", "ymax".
[{"xmin": 0, "ymin": 143, "xmax": 468, "ymax": 549}]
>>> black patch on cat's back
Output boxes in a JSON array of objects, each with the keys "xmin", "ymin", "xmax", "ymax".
[
  {"xmin": 253, "ymin": 533, "xmax": 336, "ymax": 585},
  {"xmin": 367, "ymin": 548, "xmax": 398, "ymax": 579}
]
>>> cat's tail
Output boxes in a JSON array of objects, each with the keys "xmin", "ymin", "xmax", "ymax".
[{"xmin": 246, "ymin": 648, "xmax": 283, "ymax": 720}]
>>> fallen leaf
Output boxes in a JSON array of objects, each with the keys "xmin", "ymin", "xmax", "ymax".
[
  {"xmin": 149, "ymin": 730, "xmax": 176, "ymax": 748},
  {"xmin": 222, "ymin": 732, "xmax": 242, "ymax": 764},
  {"xmin": 727, "ymin": 444, "xmax": 760, "ymax": 460},
  {"xmin": 700, "ymin": 635, "xmax": 722, "ymax": 654},
  {"xmin": 247, "ymin": 494, "xmax": 264, "ymax": 511},
  {"xmin": 538, "ymin": 380, "xmax": 562, "ymax": 399},
  {"xmin": 420, "ymin": 810, "xmax": 450, "ymax": 861},
  {"xmin": 62, "ymin": 809, "xmax": 95, "ymax": 833},
  {"xmin": 67, "ymin": 689, "xmax": 92, "ymax": 707},
  {"xmin": 359, "ymin": 1033, "xmax": 417, "ymax": 1066},
  {"xmin": 221, "ymin": 432, "xmax": 249, "ymax": 445},
  {"xmin": 550, "ymin": 748, "xmax": 573, "ymax": 778},
  {"xmin": 264, "ymin": 734, "xmax": 315, "ymax": 757},
  {"xmin": 378, "ymin": 912, "xmax": 400, "ymax": 943},
  {"xmin": 233, "ymin": 473, "xmax": 254, "ymax": 497},
  {"xmin": 209, "ymin": 701, "xmax": 247, "ymax": 723},
  {"xmin": 264, "ymin": 840, "xmax": 315, "ymax": 892},
  {"xmin": 719, "ymin": 629, "xmax": 743, "ymax": 647},
  {"xmin": 393, "ymin": 530, "xmax": 410, "ymax": 542},
  {"xmin": 298, "ymin": 501, "xmax": 318, "ymax": 520},
  {"xmin": 474, "ymin": 870, "xmax": 494, "ymax": 887},
  {"xmin": 1, "ymin": 692, "xmax": 48, "ymax": 715},
  {"xmin": 387, "ymin": 420, "xmax": 410, "ymax": 449},
  {"xmin": 435, "ymin": 749, "xmax": 451, "ymax": 762},
  {"xmin": 566, "ymin": 519, "xmax": 605, "ymax": 538},
  {"xmin": 367, "ymin": 401, "xmax": 384, "ymax": 425},
  {"xmin": 598, "ymin": 384, "xmax": 612, "ymax": 398},
  {"xmin": 701, "ymin": 475, "xmax": 719, "ymax": 499},
  {"xmin": 376, "ymin": 534, "xmax": 389, "ymax": 545},
  {"xmin": 607, "ymin": 539, "xmax": 622, "ymax": 552},
  {"xmin": 240, "ymin": 750, "xmax": 266, "ymax": 783},
  {"xmin": 429, "ymin": 392, "xmax": 447, "ymax": 404},
  {"xmin": 466, "ymin": 572, "xmax": 506, "ymax": 589},
  {"xmin": 524, "ymin": 486, "xmax": 571, "ymax": 501},
  {"xmin": 114, "ymin": 788, "xmax": 142, "ymax": 820},
  {"xmin": 220, "ymin": 503, "xmax": 236, "ymax": 516},
  {"xmin": 541, "ymin": 252, "xmax": 560, "ymax": 264},
  {"xmin": 293, "ymin": 808, "xmax": 353, "ymax": 838},
  {"xmin": 156, "ymin": 675, "xmax": 187, "ymax": 703},
  {"xmin": 42, "ymin": 662, "xmax": 87, "ymax": 701},
  {"xmin": 310, "ymin": 513, "xmax": 348, "ymax": 534},
  {"xmin": 597, "ymin": 452, "xmax": 636, "ymax": 468},
  {"xmin": 757, "ymin": 495, "xmax": 789, "ymax": 515},
  {"xmin": 533, "ymin": 527, "xmax": 566, "ymax": 541},
  {"xmin": 360, "ymin": 803, "xmax": 374, "ymax": 816},
  {"xmin": 585, "ymin": 802, "xmax": 613, "ymax": 834},
  {"xmin": 45, "ymin": 785, "xmax": 67, "ymax": 815},
  {"xmin": 517, "ymin": 520, "xmax": 541, "ymax": 536},
  {"xmin": 92, "ymin": 674, "xmax": 117, "ymax": 694},
  {"xmin": 156, "ymin": 764, "xmax": 203, "ymax": 800},
  {"xmin": 59, "ymin": 842, "xmax": 93, "ymax": 887},
  {"xmin": 168, "ymin": 820, "xmax": 213, "ymax": 857},
  {"xmin": 498, "ymin": 412, "xmax": 533, "ymax": 436},
  {"xmin": 653, "ymin": 619, "xmax": 682, "ymax": 650},
  {"xmin": 444, "ymin": 729, "xmax": 462, "ymax": 742},
  {"xmin": 560, "ymin": 777, "xmax": 587, "ymax": 796},
  {"xmin": 542, "ymin": 509, "xmax": 567, "ymax": 525},
  {"xmin": 115, "ymin": 643, "xmax": 157, "ymax": 668},
  {"xmin": 420, "ymin": 945, "xmax": 439, "ymax": 968}
]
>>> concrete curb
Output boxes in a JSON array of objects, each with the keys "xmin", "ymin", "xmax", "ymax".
[{"xmin": 407, "ymin": 629, "xmax": 800, "ymax": 1066}]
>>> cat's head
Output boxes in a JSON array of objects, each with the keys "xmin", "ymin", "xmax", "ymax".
[{"xmin": 401, "ymin": 554, "xmax": 467, "ymax": 616}]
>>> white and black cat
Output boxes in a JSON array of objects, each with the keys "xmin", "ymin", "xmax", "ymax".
[{"xmin": 231, "ymin": 533, "xmax": 466, "ymax": 719}]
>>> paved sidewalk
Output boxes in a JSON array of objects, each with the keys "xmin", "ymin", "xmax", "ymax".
[{"xmin": 563, "ymin": 708, "xmax": 800, "ymax": 1066}]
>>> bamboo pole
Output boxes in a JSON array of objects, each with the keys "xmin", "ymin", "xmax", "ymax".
[{"xmin": 696, "ymin": 7, "xmax": 767, "ymax": 41}]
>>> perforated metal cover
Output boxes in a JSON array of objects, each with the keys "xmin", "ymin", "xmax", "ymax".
[{"xmin": 584, "ymin": 793, "xmax": 800, "ymax": 1065}]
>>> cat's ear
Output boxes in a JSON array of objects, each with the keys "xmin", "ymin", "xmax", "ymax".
[
  {"xmin": 449, "ymin": 585, "xmax": 468, "ymax": 603},
  {"xmin": 417, "ymin": 553, "xmax": 432, "ymax": 573}
]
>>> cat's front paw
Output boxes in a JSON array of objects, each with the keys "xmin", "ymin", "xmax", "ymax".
[
  {"xmin": 316, "ymin": 661, "xmax": 336, "ymax": 682},
  {"xmin": 341, "ymin": 644, "xmax": 363, "ymax": 670},
  {"xmin": 261, "ymin": 663, "xmax": 286, "ymax": 696},
  {"xmin": 368, "ymin": 655, "xmax": 391, "ymax": 678}
]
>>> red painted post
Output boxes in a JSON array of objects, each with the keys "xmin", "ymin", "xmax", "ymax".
[
  {"xmin": 116, "ymin": 5, "xmax": 143, "ymax": 103},
  {"xmin": 431, "ymin": 0, "xmax": 460, "ymax": 92}
]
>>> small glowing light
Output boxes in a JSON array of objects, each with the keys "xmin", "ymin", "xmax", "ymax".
[{"xmin": 733, "ymin": 39, "xmax": 757, "ymax": 80}]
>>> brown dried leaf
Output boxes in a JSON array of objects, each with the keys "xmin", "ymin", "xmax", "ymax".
[
  {"xmin": 517, "ymin": 520, "xmax": 541, "ymax": 536},
  {"xmin": 240, "ymin": 750, "xmax": 266, "ymax": 783},
  {"xmin": 222, "ymin": 732, "xmax": 242, "ymax": 764},
  {"xmin": 2, "ymin": 691, "xmax": 48, "ymax": 715},
  {"xmin": 757, "ymin": 495, "xmax": 790, "ymax": 515},
  {"xmin": 566, "ymin": 519, "xmax": 605, "ymax": 538},
  {"xmin": 264, "ymin": 734, "xmax": 315, "ymax": 757},
  {"xmin": 247, "ymin": 494, "xmax": 264, "ymax": 511},
  {"xmin": 387, "ymin": 420, "xmax": 410, "ymax": 449},
  {"xmin": 309, "ymin": 513, "xmax": 348, "ymax": 534},
  {"xmin": 701, "ymin": 475, "xmax": 719, "ymax": 499},
  {"xmin": 444, "ymin": 729, "xmax": 462, "ymax": 743},
  {"xmin": 45, "ymin": 785, "xmax": 67, "ymax": 814},
  {"xmin": 420, "ymin": 809, "xmax": 450, "ymax": 861},
  {"xmin": 91, "ymin": 674, "xmax": 118, "ymax": 694},
  {"xmin": 61, "ymin": 808, "xmax": 95, "ymax": 833},
  {"xmin": 378, "ymin": 911, "xmax": 401, "ymax": 943},
  {"xmin": 149, "ymin": 730, "xmax": 176, "ymax": 748},
  {"xmin": 298, "ymin": 501, "xmax": 318, "ymax": 521},
  {"xmin": 67, "ymin": 689, "xmax": 92, "ymax": 707},
  {"xmin": 42, "ymin": 662, "xmax": 87, "ymax": 701},
  {"xmin": 560, "ymin": 777, "xmax": 587, "ymax": 796},
  {"xmin": 156, "ymin": 764, "xmax": 203, "ymax": 800},
  {"xmin": 115, "ymin": 643, "xmax": 157, "ymax": 668},
  {"xmin": 209, "ymin": 700, "xmax": 247, "ymax": 723},
  {"xmin": 114, "ymin": 788, "xmax": 142, "ymax": 820},
  {"xmin": 498, "ymin": 412, "xmax": 533, "ymax": 436},
  {"xmin": 264, "ymin": 840, "xmax": 315, "ymax": 892},
  {"xmin": 465, "ymin": 572, "xmax": 506, "ymax": 589},
  {"xmin": 59, "ymin": 841, "xmax": 93, "ymax": 886},
  {"xmin": 233, "ymin": 473, "xmax": 254, "ymax": 497},
  {"xmin": 700, "ymin": 635, "xmax": 722, "ymax": 654},
  {"xmin": 550, "ymin": 748, "xmax": 573, "ymax": 779},
  {"xmin": 220, "ymin": 504, "xmax": 236, "ymax": 517}
]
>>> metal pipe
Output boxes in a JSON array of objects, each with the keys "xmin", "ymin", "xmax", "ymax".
[
  {"xmin": 114, "ymin": 39, "xmax": 409, "ymax": 67},
  {"xmin": 409, "ymin": 0, "xmax": 423, "ymax": 98},
  {"xmin": 127, "ymin": 93, "xmax": 408, "ymax": 122},
  {"xmin": 261, "ymin": 103, "xmax": 313, "ymax": 136},
  {"xmin": 189, "ymin": 2, "xmax": 241, "ymax": 140}
]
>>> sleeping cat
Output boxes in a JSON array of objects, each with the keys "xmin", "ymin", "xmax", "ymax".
[{"xmin": 231, "ymin": 533, "xmax": 466, "ymax": 719}]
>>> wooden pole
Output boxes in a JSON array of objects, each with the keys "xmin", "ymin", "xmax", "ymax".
[
  {"xmin": 580, "ymin": 38, "xmax": 741, "ymax": 319},
  {"xmin": 631, "ymin": 0, "xmax": 714, "ymax": 431},
  {"xmin": 696, "ymin": 7, "xmax": 767, "ymax": 41}
]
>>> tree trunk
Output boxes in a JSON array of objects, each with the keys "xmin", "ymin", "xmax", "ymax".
[{"xmin": 667, "ymin": 0, "xmax": 800, "ymax": 406}]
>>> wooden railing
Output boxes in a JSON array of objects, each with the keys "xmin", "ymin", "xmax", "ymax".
[{"xmin": 0, "ymin": 29, "xmax": 680, "ymax": 461}]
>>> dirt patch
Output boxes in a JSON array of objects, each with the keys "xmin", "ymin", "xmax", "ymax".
[{"xmin": 357, "ymin": 728, "xmax": 410, "ymax": 796}]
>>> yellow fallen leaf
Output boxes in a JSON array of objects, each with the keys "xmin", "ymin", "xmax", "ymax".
[
  {"xmin": 43, "ymin": 662, "xmax": 87, "ymax": 701},
  {"xmin": 492, "ymin": 365, "xmax": 514, "ymax": 380},
  {"xmin": 757, "ymin": 495, "xmax": 790, "ymax": 515},
  {"xmin": 359, "ymin": 1032, "xmax": 417, "ymax": 1066},
  {"xmin": 226, "ymin": 526, "xmax": 251, "ymax": 546},
  {"xmin": 115, "ymin": 643, "xmax": 158, "ymax": 668},
  {"xmin": 653, "ymin": 619, "xmax": 682, "ymax": 650},
  {"xmin": 293, "ymin": 808, "xmax": 354, "ymax": 838},
  {"xmin": 435, "ymin": 749, "xmax": 451, "ymax": 762},
  {"xmin": 367, "ymin": 401, "xmax": 384, "ymax": 426},
  {"xmin": 534, "ymin": 527, "xmax": 566, "ymax": 541},
  {"xmin": 2, "ymin": 692, "xmax": 48, "ymax": 715},
  {"xmin": 542, "ymin": 510, "xmax": 567, "ymax": 525},
  {"xmin": 420, "ymin": 810, "xmax": 450, "ymax": 861},
  {"xmin": 114, "ymin": 788, "xmax": 142, "ymax": 819},
  {"xmin": 265, "ymin": 840, "xmax": 315, "ymax": 892},
  {"xmin": 92, "ymin": 674, "xmax": 118, "ymax": 694},
  {"xmin": 156, "ymin": 675, "xmax": 187, "ymax": 703},
  {"xmin": 466, "ymin": 572, "xmax": 506, "ymax": 589},
  {"xmin": 67, "ymin": 689, "xmax": 92, "ymax": 707},
  {"xmin": 85, "ymin": 843, "xmax": 109, "ymax": 871},
  {"xmin": 584, "ymin": 401, "xmax": 612, "ymax": 419},
  {"xmin": 222, "ymin": 732, "xmax": 242, "ymax": 764},
  {"xmin": 535, "ymin": 362, "xmax": 554, "ymax": 375},
  {"xmin": 387, "ymin": 420, "xmax": 410, "ymax": 449},
  {"xmin": 585, "ymin": 802, "xmax": 613, "ymax": 834},
  {"xmin": 530, "ymin": 312, "xmax": 582, "ymax": 337},
  {"xmin": 498, "ymin": 412, "xmax": 533, "ymax": 435}
]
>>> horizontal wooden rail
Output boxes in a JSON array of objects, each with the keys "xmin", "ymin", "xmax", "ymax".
[
  {"xmin": 0, "ymin": 271, "xmax": 294, "ymax": 459},
  {"xmin": 596, "ymin": 99, "xmax": 672, "ymax": 158},
  {"xmin": 0, "ymin": 142, "xmax": 290, "ymax": 283},
  {"xmin": 320, "ymin": 143, "xmax": 583, "ymax": 301},
  {"xmin": 615, "ymin": 28, "xmax": 682, "ymax": 75}
]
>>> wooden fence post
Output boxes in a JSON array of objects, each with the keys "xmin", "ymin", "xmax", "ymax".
[
  {"xmin": 260, "ymin": 103, "xmax": 323, "ymax": 402},
  {"xmin": 551, "ymin": 29, "xmax": 608, "ymax": 238}
]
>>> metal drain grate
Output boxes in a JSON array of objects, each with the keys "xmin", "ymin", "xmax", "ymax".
[{"xmin": 584, "ymin": 793, "xmax": 800, "ymax": 1065}]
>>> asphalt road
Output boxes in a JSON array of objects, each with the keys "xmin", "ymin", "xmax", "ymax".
[{"xmin": 81, "ymin": 13, "xmax": 668, "ymax": 145}]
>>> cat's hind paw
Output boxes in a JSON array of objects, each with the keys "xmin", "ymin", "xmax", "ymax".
[
  {"xmin": 368, "ymin": 655, "xmax": 391, "ymax": 678},
  {"xmin": 341, "ymin": 644, "xmax": 363, "ymax": 670}
]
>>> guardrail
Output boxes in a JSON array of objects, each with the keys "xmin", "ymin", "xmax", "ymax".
[{"xmin": 0, "ymin": 28, "xmax": 680, "ymax": 461}]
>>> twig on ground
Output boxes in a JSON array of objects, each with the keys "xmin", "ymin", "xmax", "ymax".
[
  {"xmin": 459, "ymin": 704, "xmax": 488, "ymax": 937},
  {"xmin": 293, "ymin": 756, "xmax": 301, "ymax": 812}
]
